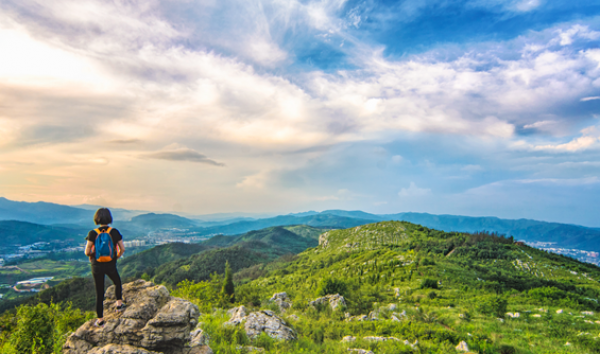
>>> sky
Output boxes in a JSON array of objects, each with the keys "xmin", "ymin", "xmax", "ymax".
[{"xmin": 1, "ymin": 0, "xmax": 600, "ymax": 227}]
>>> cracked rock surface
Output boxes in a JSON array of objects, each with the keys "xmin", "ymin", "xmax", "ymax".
[{"xmin": 63, "ymin": 280, "xmax": 212, "ymax": 354}]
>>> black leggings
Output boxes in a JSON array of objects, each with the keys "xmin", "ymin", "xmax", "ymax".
[{"xmin": 92, "ymin": 264, "xmax": 122, "ymax": 318}]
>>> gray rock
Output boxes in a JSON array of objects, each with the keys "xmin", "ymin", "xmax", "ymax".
[
  {"xmin": 456, "ymin": 341, "xmax": 469, "ymax": 352},
  {"xmin": 190, "ymin": 327, "xmax": 209, "ymax": 347},
  {"xmin": 347, "ymin": 349, "xmax": 374, "ymax": 354},
  {"xmin": 224, "ymin": 307, "xmax": 296, "ymax": 341},
  {"xmin": 363, "ymin": 336, "xmax": 400, "ymax": 342},
  {"xmin": 269, "ymin": 292, "xmax": 292, "ymax": 312},
  {"xmin": 244, "ymin": 311, "xmax": 296, "ymax": 340},
  {"xmin": 309, "ymin": 294, "xmax": 346, "ymax": 310},
  {"xmin": 341, "ymin": 336, "xmax": 356, "ymax": 342},
  {"xmin": 87, "ymin": 344, "xmax": 161, "ymax": 354},
  {"xmin": 63, "ymin": 280, "xmax": 212, "ymax": 354},
  {"xmin": 225, "ymin": 306, "xmax": 248, "ymax": 326},
  {"xmin": 319, "ymin": 232, "xmax": 330, "ymax": 248}
]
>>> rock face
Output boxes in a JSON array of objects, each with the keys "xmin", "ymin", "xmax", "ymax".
[
  {"xmin": 309, "ymin": 294, "xmax": 346, "ymax": 310},
  {"xmin": 319, "ymin": 232, "xmax": 330, "ymax": 248},
  {"xmin": 456, "ymin": 341, "xmax": 469, "ymax": 352},
  {"xmin": 226, "ymin": 306, "xmax": 296, "ymax": 341},
  {"xmin": 269, "ymin": 292, "xmax": 292, "ymax": 312},
  {"xmin": 63, "ymin": 280, "xmax": 212, "ymax": 354}
]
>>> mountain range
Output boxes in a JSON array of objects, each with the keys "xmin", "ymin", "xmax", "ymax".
[{"xmin": 1, "ymin": 196, "xmax": 598, "ymax": 255}]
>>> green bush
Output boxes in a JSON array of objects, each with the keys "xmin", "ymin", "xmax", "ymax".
[
  {"xmin": 316, "ymin": 278, "xmax": 347, "ymax": 297},
  {"xmin": 477, "ymin": 296, "xmax": 508, "ymax": 318},
  {"xmin": 420, "ymin": 278, "xmax": 438, "ymax": 289},
  {"xmin": 10, "ymin": 303, "xmax": 55, "ymax": 354},
  {"xmin": 499, "ymin": 344, "xmax": 516, "ymax": 354}
]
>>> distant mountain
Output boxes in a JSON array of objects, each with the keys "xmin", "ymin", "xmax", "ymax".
[
  {"xmin": 192, "ymin": 214, "xmax": 377, "ymax": 236},
  {"xmin": 129, "ymin": 213, "xmax": 199, "ymax": 229},
  {"xmin": 72, "ymin": 204, "xmax": 147, "ymax": 221},
  {"xmin": 2, "ymin": 195, "xmax": 598, "ymax": 258},
  {"xmin": 0, "ymin": 197, "xmax": 92, "ymax": 225},
  {"xmin": 0, "ymin": 220, "xmax": 85, "ymax": 245}
]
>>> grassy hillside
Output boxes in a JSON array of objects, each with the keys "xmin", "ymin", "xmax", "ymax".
[
  {"xmin": 194, "ymin": 221, "xmax": 600, "ymax": 354},
  {"xmin": 118, "ymin": 242, "xmax": 210, "ymax": 280},
  {"xmin": 145, "ymin": 226, "xmax": 329, "ymax": 286},
  {"xmin": 0, "ymin": 225, "xmax": 327, "ymax": 314}
]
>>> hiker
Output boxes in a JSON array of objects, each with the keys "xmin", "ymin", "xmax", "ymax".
[{"xmin": 84, "ymin": 208, "xmax": 126, "ymax": 326}]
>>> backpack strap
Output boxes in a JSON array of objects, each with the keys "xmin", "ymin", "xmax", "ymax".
[
  {"xmin": 94, "ymin": 228, "xmax": 102, "ymax": 235},
  {"xmin": 105, "ymin": 227, "xmax": 112, "ymax": 233}
]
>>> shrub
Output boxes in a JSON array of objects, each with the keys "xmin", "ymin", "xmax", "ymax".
[
  {"xmin": 477, "ymin": 297, "xmax": 508, "ymax": 318},
  {"xmin": 10, "ymin": 303, "xmax": 55, "ymax": 354},
  {"xmin": 499, "ymin": 344, "xmax": 516, "ymax": 354},
  {"xmin": 316, "ymin": 278, "xmax": 347, "ymax": 297},
  {"xmin": 420, "ymin": 278, "xmax": 438, "ymax": 289}
]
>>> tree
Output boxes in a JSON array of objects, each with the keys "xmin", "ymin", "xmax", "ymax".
[
  {"xmin": 10, "ymin": 303, "xmax": 54, "ymax": 354},
  {"xmin": 221, "ymin": 260, "xmax": 235, "ymax": 303}
]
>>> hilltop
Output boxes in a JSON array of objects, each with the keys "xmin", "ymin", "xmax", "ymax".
[{"xmin": 223, "ymin": 221, "xmax": 600, "ymax": 353}]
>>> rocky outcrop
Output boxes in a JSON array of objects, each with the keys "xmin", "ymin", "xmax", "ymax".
[
  {"xmin": 269, "ymin": 292, "xmax": 292, "ymax": 312},
  {"xmin": 225, "ymin": 306, "xmax": 296, "ymax": 341},
  {"xmin": 63, "ymin": 280, "xmax": 212, "ymax": 354},
  {"xmin": 363, "ymin": 336, "xmax": 400, "ymax": 342},
  {"xmin": 347, "ymin": 349, "xmax": 374, "ymax": 354},
  {"xmin": 456, "ymin": 341, "xmax": 469, "ymax": 352},
  {"xmin": 309, "ymin": 294, "xmax": 346, "ymax": 310},
  {"xmin": 319, "ymin": 232, "xmax": 330, "ymax": 248}
]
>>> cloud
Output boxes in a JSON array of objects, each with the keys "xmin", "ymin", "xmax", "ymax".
[
  {"xmin": 140, "ymin": 145, "xmax": 224, "ymax": 166},
  {"xmin": 530, "ymin": 125, "xmax": 600, "ymax": 152},
  {"xmin": 111, "ymin": 139, "xmax": 141, "ymax": 144},
  {"xmin": 398, "ymin": 182, "xmax": 431, "ymax": 197},
  {"xmin": 581, "ymin": 96, "xmax": 600, "ymax": 102},
  {"xmin": 557, "ymin": 24, "xmax": 600, "ymax": 46}
]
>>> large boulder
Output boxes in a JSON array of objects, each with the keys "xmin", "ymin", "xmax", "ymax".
[
  {"xmin": 225, "ymin": 306, "xmax": 296, "ymax": 341},
  {"xmin": 309, "ymin": 294, "xmax": 346, "ymax": 310},
  {"xmin": 63, "ymin": 280, "xmax": 212, "ymax": 354}
]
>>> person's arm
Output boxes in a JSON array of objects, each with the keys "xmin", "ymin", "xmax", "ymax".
[
  {"xmin": 85, "ymin": 241, "xmax": 95, "ymax": 257},
  {"xmin": 117, "ymin": 240, "xmax": 125, "ymax": 258}
]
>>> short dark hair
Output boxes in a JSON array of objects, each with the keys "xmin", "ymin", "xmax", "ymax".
[{"xmin": 94, "ymin": 208, "xmax": 113, "ymax": 225}]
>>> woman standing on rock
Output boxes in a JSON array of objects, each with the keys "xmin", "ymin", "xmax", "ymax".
[{"xmin": 84, "ymin": 208, "xmax": 126, "ymax": 326}]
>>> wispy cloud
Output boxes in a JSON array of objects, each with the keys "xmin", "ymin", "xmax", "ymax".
[
  {"xmin": 398, "ymin": 182, "xmax": 431, "ymax": 197},
  {"xmin": 140, "ymin": 145, "xmax": 224, "ymax": 166}
]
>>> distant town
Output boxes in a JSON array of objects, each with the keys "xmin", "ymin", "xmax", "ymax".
[
  {"xmin": 525, "ymin": 241, "xmax": 600, "ymax": 266},
  {"xmin": 0, "ymin": 228, "xmax": 216, "ymax": 266}
]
